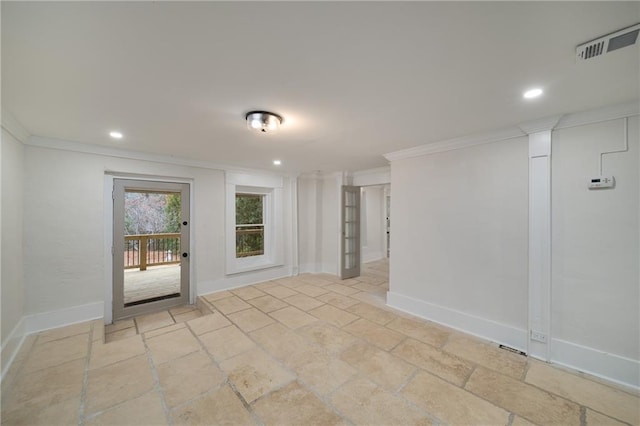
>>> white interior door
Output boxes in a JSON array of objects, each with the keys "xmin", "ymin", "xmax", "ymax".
[
  {"xmin": 113, "ymin": 179, "xmax": 190, "ymax": 321},
  {"xmin": 341, "ymin": 185, "xmax": 361, "ymax": 279}
]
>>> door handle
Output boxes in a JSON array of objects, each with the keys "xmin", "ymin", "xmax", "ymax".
[{"xmin": 182, "ymin": 253, "xmax": 188, "ymax": 258}]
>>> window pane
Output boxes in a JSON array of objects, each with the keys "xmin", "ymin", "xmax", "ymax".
[
  {"xmin": 236, "ymin": 194, "xmax": 263, "ymax": 225},
  {"xmin": 236, "ymin": 193, "xmax": 265, "ymax": 257},
  {"xmin": 236, "ymin": 226, "xmax": 264, "ymax": 257}
]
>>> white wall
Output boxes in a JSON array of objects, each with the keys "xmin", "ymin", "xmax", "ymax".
[
  {"xmin": 361, "ymin": 185, "xmax": 386, "ymax": 263},
  {"xmin": 388, "ymin": 136, "xmax": 530, "ymax": 347},
  {"xmin": 21, "ymin": 142, "xmax": 294, "ymax": 324},
  {"xmin": 551, "ymin": 117, "xmax": 639, "ymax": 361},
  {"xmin": 298, "ymin": 176, "xmax": 322, "ymax": 273},
  {"xmin": 1, "ymin": 129, "xmax": 25, "ymax": 373}
]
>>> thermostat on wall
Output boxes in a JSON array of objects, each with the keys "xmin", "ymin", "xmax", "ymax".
[{"xmin": 589, "ymin": 176, "xmax": 615, "ymax": 189}]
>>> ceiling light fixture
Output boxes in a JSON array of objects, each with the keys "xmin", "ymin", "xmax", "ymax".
[
  {"xmin": 245, "ymin": 111, "xmax": 283, "ymax": 133},
  {"xmin": 109, "ymin": 131, "xmax": 123, "ymax": 139},
  {"xmin": 273, "ymin": 160, "xmax": 282, "ymax": 166},
  {"xmin": 523, "ymin": 88, "xmax": 543, "ymax": 99}
]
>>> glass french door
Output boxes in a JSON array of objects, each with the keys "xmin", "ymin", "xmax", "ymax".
[
  {"xmin": 112, "ymin": 179, "xmax": 190, "ymax": 321},
  {"xmin": 341, "ymin": 185, "xmax": 361, "ymax": 279}
]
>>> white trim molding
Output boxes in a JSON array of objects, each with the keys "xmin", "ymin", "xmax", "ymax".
[
  {"xmin": 555, "ymin": 101, "xmax": 639, "ymax": 130},
  {"xmin": 1, "ymin": 317, "xmax": 26, "ymax": 380},
  {"xmin": 387, "ymin": 292, "xmax": 528, "ymax": 352},
  {"xmin": 23, "ymin": 302, "xmax": 104, "ymax": 335},
  {"xmin": 1, "ymin": 110, "xmax": 30, "ymax": 144},
  {"xmin": 384, "ymin": 127, "xmax": 525, "ymax": 161},
  {"xmin": 551, "ymin": 338, "xmax": 640, "ymax": 389},
  {"xmin": 352, "ymin": 166, "xmax": 391, "ymax": 186}
]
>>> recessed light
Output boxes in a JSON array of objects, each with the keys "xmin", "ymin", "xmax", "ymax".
[
  {"xmin": 273, "ymin": 160, "xmax": 282, "ymax": 166},
  {"xmin": 523, "ymin": 88, "xmax": 543, "ymax": 99},
  {"xmin": 109, "ymin": 131, "xmax": 123, "ymax": 139}
]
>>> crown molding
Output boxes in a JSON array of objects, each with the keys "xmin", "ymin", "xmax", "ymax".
[
  {"xmin": 555, "ymin": 101, "xmax": 639, "ymax": 130},
  {"xmin": 518, "ymin": 115, "xmax": 563, "ymax": 135},
  {"xmin": 1, "ymin": 110, "xmax": 31, "ymax": 143},
  {"xmin": 384, "ymin": 127, "xmax": 525, "ymax": 162},
  {"xmin": 26, "ymin": 135, "xmax": 293, "ymax": 178},
  {"xmin": 352, "ymin": 166, "xmax": 390, "ymax": 177}
]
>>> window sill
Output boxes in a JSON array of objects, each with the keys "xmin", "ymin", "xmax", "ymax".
[{"xmin": 227, "ymin": 256, "xmax": 284, "ymax": 275}]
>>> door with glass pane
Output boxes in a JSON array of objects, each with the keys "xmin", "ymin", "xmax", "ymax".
[
  {"xmin": 341, "ymin": 185, "xmax": 361, "ymax": 279},
  {"xmin": 113, "ymin": 179, "xmax": 190, "ymax": 320}
]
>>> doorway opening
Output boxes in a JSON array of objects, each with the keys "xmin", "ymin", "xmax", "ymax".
[{"xmin": 112, "ymin": 179, "xmax": 190, "ymax": 321}]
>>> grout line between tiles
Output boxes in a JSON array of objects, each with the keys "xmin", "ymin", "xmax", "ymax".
[
  {"xmin": 77, "ymin": 322, "xmax": 94, "ymax": 425},
  {"xmin": 507, "ymin": 412, "xmax": 515, "ymax": 426},
  {"xmin": 140, "ymin": 333, "xmax": 173, "ymax": 425}
]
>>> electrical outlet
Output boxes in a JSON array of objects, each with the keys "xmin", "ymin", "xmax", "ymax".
[{"xmin": 530, "ymin": 330, "xmax": 547, "ymax": 343}]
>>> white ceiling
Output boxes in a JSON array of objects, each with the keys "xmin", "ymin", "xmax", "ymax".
[{"xmin": 3, "ymin": 2, "xmax": 639, "ymax": 174}]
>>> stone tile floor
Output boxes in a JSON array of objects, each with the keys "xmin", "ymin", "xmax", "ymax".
[{"xmin": 2, "ymin": 259, "xmax": 639, "ymax": 425}]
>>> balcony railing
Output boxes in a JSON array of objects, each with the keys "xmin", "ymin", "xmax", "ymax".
[
  {"xmin": 125, "ymin": 233, "xmax": 181, "ymax": 270},
  {"xmin": 236, "ymin": 227, "xmax": 264, "ymax": 258}
]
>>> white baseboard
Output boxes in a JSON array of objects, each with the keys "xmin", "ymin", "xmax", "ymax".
[
  {"xmin": 550, "ymin": 338, "xmax": 640, "ymax": 389},
  {"xmin": 197, "ymin": 265, "xmax": 292, "ymax": 296},
  {"xmin": 1, "ymin": 317, "xmax": 26, "ymax": 380},
  {"xmin": 363, "ymin": 251, "xmax": 385, "ymax": 264},
  {"xmin": 24, "ymin": 302, "xmax": 104, "ymax": 334},
  {"xmin": 386, "ymin": 291, "xmax": 528, "ymax": 351},
  {"xmin": 299, "ymin": 263, "xmax": 321, "ymax": 274}
]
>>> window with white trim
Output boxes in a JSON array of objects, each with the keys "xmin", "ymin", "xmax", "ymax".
[{"xmin": 225, "ymin": 172, "xmax": 284, "ymax": 275}]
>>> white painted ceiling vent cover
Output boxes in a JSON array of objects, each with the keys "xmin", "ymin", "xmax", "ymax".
[{"xmin": 577, "ymin": 23, "xmax": 640, "ymax": 61}]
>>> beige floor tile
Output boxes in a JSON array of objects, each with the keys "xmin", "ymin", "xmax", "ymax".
[
  {"xmin": 3, "ymin": 358, "xmax": 85, "ymax": 413},
  {"xmin": 85, "ymin": 391, "xmax": 167, "ymax": 425},
  {"xmin": 249, "ymin": 323, "xmax": 312, "ymax": 363},
  {"xmin": 186, "ymin": 311, "xmax": 231, "ymax": 335},
  {"xmin": 309, "ymin": 304, "xmax": 358, "ymax": 327},
  {"xmin": 106, "ymin": 326, "xmax": 138, "ymax": 342},
  {"xmin": 22, "ymin": 333, "xmax": 89, "ymax": 373},
  {"xmin": 231, "ymin": 286, "xmax": 267, "ymax": 300},
  {"xmin": 353, "ymin": 282, "xmax": 385, "ymax": 293},
  {"xmin": 296, "ymin": 322, "xmax": 359, "ymax": 355},
  {"xmin": 525, "ymin": 361, "xmax": 639, "ymax": 425},
  {"xmin": 316, "ymin": 292, "xmax": 360, "ymax": 309},
  {"xmin": 346, "ymin": 302, "xmax": 397, "ymax": 325},
  {"xmin": 227, "ymin": 307, "xmax": 275, "ymax": 332},
  {"xmin": 283, "ymin": 293, "xmax": 325, "ymax": 311},
  {"xmin": 173, "ymin": 309, "xmax": 202, "ymax": 323},
  {"xmin": 157, "ymin": 351, "xmax": 225, "ymax": 408},
  {"xmin": 387, "ymin": 316, "xmax": 451, "ymax": 347},
  {"xmin": 2, "ymin": 395, "xmax": 80, "ymax": 426},
  {"xmin": 105, "ymin": 318, "xmax": 135, "ymax": 334},
  {"xmin": 253, "ymin": 280, "xmax": 280, "ymax": 290},
  {"xmin": 586, "ymin": 409, "xmax": 628, "ymax": 426},
  {"xmin": 511, "ymin": 416, "xmax": 537, "ymax": 426},
  {"xmin": 343, "ymin": 318, "xmax": 405, "ymax": 351},
  {"xmin": 253, "ymin": 381, "xmax": 345, "ymax": 425},
  {"xmin": 203, "ymin": 290, "xmax": 234, "ymax": 301},
  {"xmin": 444, "ymin": 333, "xmax": 527, "ymax": 379},
  {"xmin": 402, "ymin": 370, "xmax": 510, "ymax": 425},
  {"xmin": 85, "ymin": 355, "xmax": 155, "ymax": 415},
  {"xmin": 91, "ymin": 319, "xmax": 105, "ymax": 343},
  {"xmin": 90, "ymin": 334, "xmax": 146, "ymax": 370},
  {"xmin": 325, "ymin": 283, "xmax": 360, "ymax": 296},
  {"xmin": 270, "ymin": 306, "xmax": 318, "ymax": 329},
  {"xmin": 274, "ymin": 277, "xmax": 304, "ymax": 289},
  {"xmin": 210, "ymin": 295, "xmax": 252, "ymax": 315},
  {"xmin": 135, "ymin": 310, "xmax": 175, "ymax": 333},
  {"xmin": 392, "ymin": 338, "xmax": 474, "ymax": 386},
  {"xmin": 199, "ymin": 325, "xmax": 256, "ymax": 361},
  {"xmin": 220, "ymin": 347, "xmax": 295, "ymax": 403},
  {"xmin": 295, "ymin": 283, "xmax": 330, "ymax": 297},
  {"xmin": 286, "ymin": 346, "xmax": 357, "ymax": 395},
  {"xmin": 248, "ymin": 294, "xmax": 289, "ymax": 313},
  {"xmin": 143, "ymin": 322, "xmax": 186, "ymax": 339},
  {"xmin": 147, "ymin": 328, "xmax": 201, "ymax": 365},
  {"xmin": 37, "ymin": 321, "xmax": 91, "ymax": 343},
  {"xmin": 341, "ymin": 341, "xmax": 415, "ymax": 391},
  {"xmin": 466, "ymin": 367, "xmax": 581, "ymax": 426},
  {"xmin": 330, "ymin": 377, "xmax": 431, "ymax": 425},
  {"xmin": 262, "ymin": 285, "xmax": 299, "ymax": 299},
  {"xmin": 171, "ymin": 385, "xmax": 255, "ymax": 425},
  {"xmin": 169, "ymin": 305, "xmax": 199, "ymax": 316}
]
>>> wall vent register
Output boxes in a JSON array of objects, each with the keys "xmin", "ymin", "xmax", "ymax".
[{"xmin": 576, "ymin": 23, "xmax": 639, "ymax": 61}]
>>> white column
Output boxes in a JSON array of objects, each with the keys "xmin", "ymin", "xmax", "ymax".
[{"xmin": 528, "ymin": 130, "xmax": 552, "ymax": 360}]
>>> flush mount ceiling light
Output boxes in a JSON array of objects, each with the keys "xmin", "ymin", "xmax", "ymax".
[
  {"xmin": 245, "ymin": 111, "xmax": 283, "ymax": 133},
  {"xmin": 523, "ymin": 88, "xmax": 543, "ymax": 99},
  {"xmin": 109, "ymin": 131, "xmax": 123, "ymax": 139}
]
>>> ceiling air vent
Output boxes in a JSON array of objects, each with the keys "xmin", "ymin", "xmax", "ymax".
[{"xmin": 576, "ymin": 23, "xmax": 640, "ymax": 61}]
